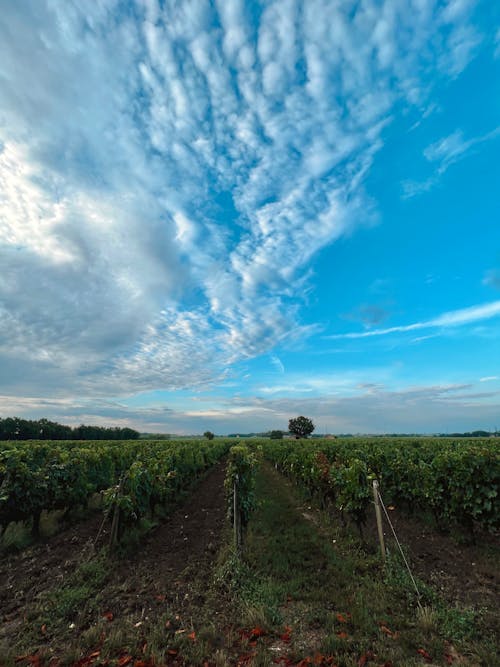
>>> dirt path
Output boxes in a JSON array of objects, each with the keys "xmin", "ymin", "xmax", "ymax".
[
  {"xmin": 102, "ymin": 457, "xmax": 227, "ymax": 620},
  {"xmin": 0, "ymin": 459, "xmax": 228, "ymax": 665}
]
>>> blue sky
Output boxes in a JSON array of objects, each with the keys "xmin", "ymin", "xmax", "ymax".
[{"xmin": 0, "ymin": 0, "xmax": 499, "ymax": 434}]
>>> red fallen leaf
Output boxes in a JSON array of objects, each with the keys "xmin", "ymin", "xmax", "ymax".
[
  {"xmin": 280, "ymin": 625, "xmax": 292, "ymax": 642},
  {"xmin": 102, "ymin": 611, "xmax": 114, "ymax": 622},
  {"xmin": 15, "ymin": 655, "xmax": 41, "ymax": 666},
  {"xmin": 187, "ymin": 631, "xmax": 196, "ymax": 641},
  {"xmin": 134, "ymin": 662, "xmax": 148, "ymax": 667},
  {"xmin": 72, "ymin": 659, "xmax": 93, "ymax": 667},
  {"xmin": 155, "ymin": 594, "xmax": 166, "ymax": 602},
  {"xmin": 117, "ymin": 656, "xmax": 133, "ymax": 667},
  {"xmin": 417, "ymin": 648, "xmax": 432, "ymax": 663},
  {"xmin": 250, "ymin": 626, "xmax": 265, "ymax": 638},
  {"xmin": 357, "ymin": 651, "xmax": 375, "ymax": 666},
  {"xmin": 444, "ymin": 654, "xmax": 454, "ymax": 664},
  {"xmin": 166, "ymin": 649, "xmax": 178, "ymax": 656},
  {"xmin": 379, "ymin": 625, "xmax": 393, "ymax": 636},
  {"xmin": 40, "ymin": 624, "xmax": 47, "ymax": 635},
  {"xmin": 336, "ymin": 612, "xmax": 351, "ymax": 623},
  {"xmin": 336, "ymin": 631, "xmax": 348, "ymax": 639}
]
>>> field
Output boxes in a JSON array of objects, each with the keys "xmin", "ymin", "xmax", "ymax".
[{"xmin": 0, "ymin": 437, "xmax": 498, "ymax": 666}]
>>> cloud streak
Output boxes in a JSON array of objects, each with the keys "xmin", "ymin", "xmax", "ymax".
[
  {"xmin": 402, "ymin": 126, "xmax": 500, "ymax": 197},
  {"xmin": 327, "ymin": 300, "xmax": 500, "ymax": 339}
]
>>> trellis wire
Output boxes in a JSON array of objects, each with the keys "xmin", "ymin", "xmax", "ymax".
[{"xmin": 377, "ymin": 488, "xmax": 423, "ymax": 610}]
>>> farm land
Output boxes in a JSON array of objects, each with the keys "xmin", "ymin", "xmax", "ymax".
[{"xmin": 0, "ymin": 437, "xmax": 498, "ymax": 667}]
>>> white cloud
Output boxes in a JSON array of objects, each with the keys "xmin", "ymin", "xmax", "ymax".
[
  {"xmin": 327, "ymin": 300, "xmax": 500, "ymax": 339},
  {"xmin": 270, "ymin": 354, "xmax": 285, "ymax": 374},
  {"xmin": 0, "ymin": 0, "xmax": 488, "ymax": 397},
  {"xmin": 2, "ymin": 380, "xmax": 498, "ymax": 434},
  {"xmin": 402, "ymin": 125, "xmax": 500, "ymax": 197}
]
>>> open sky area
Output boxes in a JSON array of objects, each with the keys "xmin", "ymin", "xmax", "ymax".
[{"xmin": 1, "ymin": 0, "xmax": 499, "ymax": 435}]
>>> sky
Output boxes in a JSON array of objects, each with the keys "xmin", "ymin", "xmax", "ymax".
[{"xmin": 1, "ymin": 0, "xmax": 499, "ymax": 435}]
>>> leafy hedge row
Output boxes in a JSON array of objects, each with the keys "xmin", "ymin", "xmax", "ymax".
[
  {"xmin": 0, "ymin": 439, "xmax": 229, "ymax": 540},
  {"xmin": 260, "ymin": 437, "xmax": 499, "ymax": 536},
  {"xmin": 106, "ymin": 439, "xmax": 230, "ymax": 543},
  {"xmin": 224, "ymin": 444, "xmax": 258, "ymax": 549}
]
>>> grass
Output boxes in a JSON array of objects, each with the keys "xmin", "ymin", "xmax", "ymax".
[{"xmin": 208, "ymin": 462, "xmax": 497, "ymax": 666}]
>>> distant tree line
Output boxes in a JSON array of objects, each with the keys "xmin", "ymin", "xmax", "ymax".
[
  {"xmin": 439, "ymin": 430, "xmax": 498, "ymax": 438},
  {"xmin": 0, "ymin": 417, "xmax": 140, "ymax": 441}
]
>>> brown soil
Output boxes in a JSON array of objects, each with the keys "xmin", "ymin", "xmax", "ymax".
[
  {"xmin": 102, "ymin": 458, "xmax": 227, "ymax": 619},
  {"xmin": 364, "ymin": 506, "xmax": 499, "ymax": 623},
  {"xmin": 0, "ymin": 459, "xmax": 228, "ymax": 663},
  {"xmin": 0, "ymin": 512, "xmax": 105, "ymax": 626}
]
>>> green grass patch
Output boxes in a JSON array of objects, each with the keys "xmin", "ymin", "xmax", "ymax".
[{"xmin": 222, "ymin": 463, "xmax": 496, "ymax": 666}]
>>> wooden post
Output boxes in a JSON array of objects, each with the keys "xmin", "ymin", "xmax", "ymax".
[
  {"xmin": 233, "ymin": 474, "xmax": 241, "ymax": 551},
  {"xmin": 109, "ymin": 476, "xmax": 125, "ymax": 551},
  {"xmin": 372, "ymin": 480, "xmax": 386, "ymax": 563}
]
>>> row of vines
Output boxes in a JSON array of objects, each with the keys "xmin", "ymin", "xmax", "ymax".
[
  {"xmin": 259, "ymin": 437, "xmax": 499, "ymax": 537},
  {"xmin": 2, "ymin": 436, "xmax": 498, "ymax": 547},
  {"xmin": 0, "ymin": 439, "xmax": 230, "ymax": 542},
  {"xmin": 224, "ymin": 444, "xmax": 258, "ymax": 548}
]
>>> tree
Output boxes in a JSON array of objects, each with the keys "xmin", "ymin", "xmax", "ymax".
[
  {"xmin": 269, "ymin": 430, "xmax": 284, "ymax": 439},
  {"xmin": 288, "ymin": 416, "xmax": 315, "ymax": 439},
  {"xmin": 204, "ymin": 430, "xmax": 215, "ymax": 440}
]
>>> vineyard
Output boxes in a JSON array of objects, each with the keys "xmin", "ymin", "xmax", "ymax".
[
  {"xmin": 261, "ymin": 437, "xmax": 499, "ymax": 538},
  {"xmin": 0, "ymin": 439, "xmax": 230, "ymax": 544},
  {"xmin": 0, "ymin": 437, "xmax": 498, "ymax": 666}
]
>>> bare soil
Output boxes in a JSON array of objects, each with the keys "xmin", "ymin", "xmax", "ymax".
[
  {"xmin": 364, "ymin": 506, "xmax": 499, "ymax": 626},
  {"xmin": 0, "ymin": 459, "xmax": 228, "ymax": 664},
  {"xmin": 101, "ymin": 458, "xmax": 227, "ymax": 620},
  {"xmin": 0, "ymin": 513, "xmax": 104, "ymax": 629}
]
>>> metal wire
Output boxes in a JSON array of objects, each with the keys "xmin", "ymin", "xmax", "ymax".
[{"xmin": 377, "ymin": 489, "xmax": 423, "ymax": 609}]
